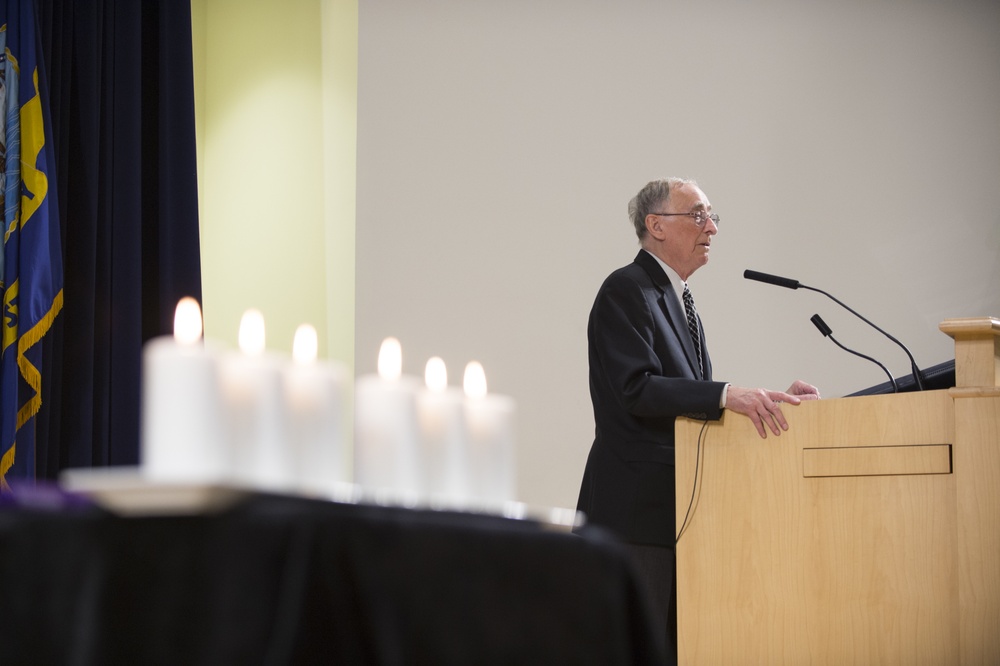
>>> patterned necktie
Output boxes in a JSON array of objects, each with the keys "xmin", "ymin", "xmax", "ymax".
[{"xmin": 682, "ymin": 284, "xmax": 704, "ymax": 377}]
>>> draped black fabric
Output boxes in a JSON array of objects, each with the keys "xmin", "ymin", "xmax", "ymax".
[
  {"xmin": 0, "ymin": 494, "xmax": 666, "ymax": 665},
  {"xmin": 32, "ymin": 0, "xmax": 201, "ymax": 477}
]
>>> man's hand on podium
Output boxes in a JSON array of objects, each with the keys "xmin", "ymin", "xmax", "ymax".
[{"xmin": 726, "ymin": 380, "xmax": 820, "ymax": 439}]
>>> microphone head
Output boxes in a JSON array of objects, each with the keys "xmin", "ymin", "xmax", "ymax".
[
  {"xmin": 810, "ymin": 314, "xmax": 833, "ymax": 337},
  {"xmin": 743, "ymin": 269, "xmax": 800, "ymax": 290}
]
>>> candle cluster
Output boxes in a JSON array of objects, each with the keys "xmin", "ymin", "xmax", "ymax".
[
  {"xmin": 140, "ymin": 299, "xmax": 517, "ymax": 510},
  {"xmin": 141, "ymin": 299, "xmax": 348, "ymax": 495},
  {"xmin": 355, "ymin": 339, "xmax": 517, "ymax": 509}
]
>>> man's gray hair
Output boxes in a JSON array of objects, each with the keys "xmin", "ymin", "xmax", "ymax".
[{"xmin": 628, "ymin": 177, "xmax": 696, "ymax": 241}]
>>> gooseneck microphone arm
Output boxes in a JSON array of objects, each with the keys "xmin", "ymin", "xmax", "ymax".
[
  {"xmin": 810, "ymin": 314, "xmax": 898, "ymax": 393},
  {"xmin": 743, "ymin": 270, "xmax": 925, "ymax": 390}
]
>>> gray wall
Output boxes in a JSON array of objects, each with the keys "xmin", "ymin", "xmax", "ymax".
[{"xmin": 356, "ymin": 0, "xmax": 1000, "ymax": 510}]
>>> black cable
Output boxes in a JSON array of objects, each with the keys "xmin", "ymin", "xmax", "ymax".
[
  {"xmin": 829, "ymin": 333, "xmax": 898, "ymax": 393},
  {"xmin": 800, "ymin": 284, "xmax": 924, "ymax": 390},
  {"xmin": 810, "ymin": 313, "xmax": 898, "ymax": 392},
  {"xmin": 675, "ymin": 419, "xmax": 708, "ymax": 545}
]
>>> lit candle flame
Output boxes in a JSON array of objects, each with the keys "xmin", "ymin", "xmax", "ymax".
[
  {"xmin": 173, "ymin": 297, "xmax": 203, "ymax": 345},
  {"xmin": 292, "ymin": 324, "xmax": 318, "ymax": 365},
  {"xmin": 425, "ymin": 356, "xmax": 447, "ymax": 393},
  {"xmin": 238, "ymin": 309, "xmax": 266, "ymax": 356},
  {"xmin": 377, "ymin": 337, "xmax": 402, "ymax": 381},
  {"xmin": 463, "ymin": 361, "xmax": 487, "ymax": 399}
]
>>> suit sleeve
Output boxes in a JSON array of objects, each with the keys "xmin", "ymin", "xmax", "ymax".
[{"xmin": 590, "ymin": 272, "xmax": 725, "ymax": 421}]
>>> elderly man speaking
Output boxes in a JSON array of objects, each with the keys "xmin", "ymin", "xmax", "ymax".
[{"xmin": 576, "ymin": 177, "xmax": 819, "ymax": 663}]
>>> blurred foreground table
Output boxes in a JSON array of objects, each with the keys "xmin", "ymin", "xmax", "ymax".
[{"xmin": 0, "ymin": 490, "xmax": 662, "ymax": 665}]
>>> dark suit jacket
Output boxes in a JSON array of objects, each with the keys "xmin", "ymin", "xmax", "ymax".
[{"xmin": 576, "ymin": 250, "xmax": 726, "ymax": 547}]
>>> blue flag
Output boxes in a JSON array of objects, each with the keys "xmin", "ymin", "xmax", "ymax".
[{"xmin": 0, "ymin": 0, "xmax": 64, "ymax": 490}]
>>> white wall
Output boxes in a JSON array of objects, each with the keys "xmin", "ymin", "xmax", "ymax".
[{"xmin": 356, "ymin": 0, "xmax": 1000, "ymax": 510}]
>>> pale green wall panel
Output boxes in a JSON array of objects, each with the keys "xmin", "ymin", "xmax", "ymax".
[{"xmin": 192, "ymin": 0, "xmax": 356, "ymax": 370}]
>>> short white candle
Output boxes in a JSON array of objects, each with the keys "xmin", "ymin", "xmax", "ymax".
[
  {"xmin": 463, "ymin": 361, "xmax": 517, "ymax": 505},
  {"xmin": 141, "ymin": 297, "xmax": 229, "ymax": 482},
  {"xmin": 416, "ymin": 357, "xmax": 467, "ymax": 505},
  {"xmin": 354, "ymin": 337, "xmax": 421, "ymax": 498},
  {"xmin": 218, "ymin": 309, "xmax": 293, "ymax": 491},
  {"xmin": 284, "ymin": 323, "xmax": 348, "ymax": 494}
]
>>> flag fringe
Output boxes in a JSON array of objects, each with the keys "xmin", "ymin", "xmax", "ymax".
[
  {"xmin": 0, "ymin": 443, "xmax": 14, "ymax": 491},
  {"xmin": 15, "ymin": 288, "xmax": 62, "ymax": 429}
]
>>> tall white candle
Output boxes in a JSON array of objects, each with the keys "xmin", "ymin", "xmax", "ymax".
[
  {"xmin": 416, "ymin": 357, "xmax": 467, "ymax": 506},
  {"xmin": 141, "ymin": 297, "xmax": 229, "ymax": 482},
  {"xmin": 354, "ymin": 337, "xmax": 421, "ymax": 498},
  {"xmin": 284, "ymin": 323, "xmax": 348, "ymax": 494},
  {"xmin": 218, "ymin": 309, "xmax": 293, "ymax": 491},
  {"xmin": 463, "ymin": 361, "xmax": 517, "ymax": 505}
]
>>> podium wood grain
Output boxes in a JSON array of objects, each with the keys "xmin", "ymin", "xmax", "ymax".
[{"xmin": 675, "ymin": 317, "xmax": 1000, "ymax": 664}]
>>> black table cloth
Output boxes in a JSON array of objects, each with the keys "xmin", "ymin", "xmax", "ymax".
[{"xmin": 0, "ymin": 490, "xmax": 663, "ymax": 665}]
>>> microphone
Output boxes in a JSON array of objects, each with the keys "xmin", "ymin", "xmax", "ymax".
[
  {"xmin": 744, "ymin": 269, "xmax": 925, "ymax": 390},
  {"xmin": 810, "ymin": 314, "xmax": 898, "ymax": 393},
  {"xmin": 742, "ymin": 269, "xmax": 800, "ymax": 290}
]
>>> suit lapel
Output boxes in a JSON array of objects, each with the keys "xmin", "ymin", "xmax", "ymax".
[{"xmin": 633, "ymin": 251, "xmax": 704, "ymax": 380}]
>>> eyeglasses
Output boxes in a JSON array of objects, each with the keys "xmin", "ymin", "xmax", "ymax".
[{"xmin": 652, "ymin": 210, "xmax": 721, "ymax": 228}]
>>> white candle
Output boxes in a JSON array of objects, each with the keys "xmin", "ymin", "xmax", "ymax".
[
  {"xmin": 416, "ymin": 357, "xmax": 467, "ymax": 506},
  {"xmin": 354, "ymin": 337, "xmax": 421, "ymax": 498},
  {"xmin": 284, "ymin": 323, "xmax": 348, "ymax": 494},
  {"xmin": 141, "ymin": 297, "xmax": 229, "ymax": 482},
  {"xmin": 218, "ymin": 309, "xmax": 293, "ymax": 491},
  {"xmin": 463, "ymin": 361, "xmax": 517, "ymax": 505}
]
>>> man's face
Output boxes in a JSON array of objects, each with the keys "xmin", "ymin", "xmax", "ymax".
[{"xmin": 650, "ymin": 183, "xmax": 718, "ymax": 280}]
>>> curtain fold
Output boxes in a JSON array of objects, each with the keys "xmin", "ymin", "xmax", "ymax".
[{"xmin": 27, "ymin": 0, "xmax": 202, "ymax": 479}]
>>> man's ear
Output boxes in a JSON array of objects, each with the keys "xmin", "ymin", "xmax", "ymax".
[{"xmin": 645, "ymin": 214, "xmax": 664, "ymax": 240}]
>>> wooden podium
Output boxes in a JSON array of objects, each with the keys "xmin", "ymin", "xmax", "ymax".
[{"xmin": 675, "ymin": 317, "xmax": 1000, "ymax": 664}]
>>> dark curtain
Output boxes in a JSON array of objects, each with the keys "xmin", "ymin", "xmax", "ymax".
[{"xmin": 33, "ymin": 0, "xmax": 202, "ymax": 478}]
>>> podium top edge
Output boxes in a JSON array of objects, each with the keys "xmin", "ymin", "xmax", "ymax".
[{"xmin": 939, "ymin": 317, "xmax": 1000, "ymax": 337}]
